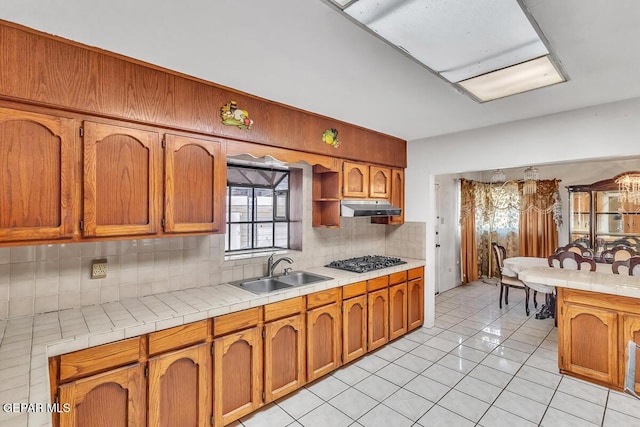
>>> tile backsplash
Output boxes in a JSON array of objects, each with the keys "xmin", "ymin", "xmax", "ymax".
[{"xmin": 0, "ymin": 165, "xmax": 426, "ymax": 320}]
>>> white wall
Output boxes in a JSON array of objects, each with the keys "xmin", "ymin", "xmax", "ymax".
[{"xmin": 406, "ymin": 96, "xmax": 640, "ymax": 326}]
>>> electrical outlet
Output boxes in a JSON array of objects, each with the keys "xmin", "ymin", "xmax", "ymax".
[{"xmin": 91, "ymin": 259, "xmax": 108, "ymax": 279}]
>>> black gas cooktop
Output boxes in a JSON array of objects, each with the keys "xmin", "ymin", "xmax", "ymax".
[{"xmin": 325, "ymin": 255, "xmax": 406, "ymax": 273}]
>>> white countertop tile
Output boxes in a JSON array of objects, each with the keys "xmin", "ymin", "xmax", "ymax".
[{"xmin": 0, "ymin": 256, "xmax": 424, "ymax": 427}]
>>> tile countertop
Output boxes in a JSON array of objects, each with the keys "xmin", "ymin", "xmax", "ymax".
[
  {"xmin": 519, "ymin": 265, "xmax": 640, "ymax": 298},
  {"xmin": 0, "ymin": 257, "xmax": 425, "ymax": 427}
]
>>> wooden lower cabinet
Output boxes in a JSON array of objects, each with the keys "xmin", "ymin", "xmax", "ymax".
[
  {"xmin": 368, "ymin": 288, "xmax": 389, "ymax": 351},
  {"xmin": 148, "ymin": 343, "xmax": 211, "ymax": 427},
  {"xmin": 343, "ymin": 295, "xmax": 367, "ymax": 363},
  {"xmin": 264, "ymin": 313, "xmax": 306, "ymax": 402},
  {"xmin": 213, "ymin": 326, "xmax": 263, "ymax": 426},
  {"xmin": 389, "ymin": 283, "xmax": 408, "ymax": 341},
  {"xmin": 622, "ymin": 314, "xmax": 640, "ymax": 394},
  {"xmin": 59, "ymin": 364, "xmax": 146, "ymax": 427},
  {"xmin": 407, "ymin": 275, "xmax": 425, "ymax": 331},
  {"xmin": 307, "ymin": 303, "xmax": 341, "ymax": 381}
]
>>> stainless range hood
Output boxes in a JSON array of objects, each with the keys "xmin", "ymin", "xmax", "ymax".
[{"xmin": 340, "ymin": 199, "xmax": 402, "ymax": 217}]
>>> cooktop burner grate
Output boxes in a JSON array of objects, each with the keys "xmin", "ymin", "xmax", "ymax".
[{"xmin": 325, "ymin": 255, "xmax": 406, "ymax": 273}]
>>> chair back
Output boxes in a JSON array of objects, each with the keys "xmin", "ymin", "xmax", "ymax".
[
  {"xmin": 548, "ymin": 251, "xmax": 596, "ymax": 271},
  {"xmin": 613, "ymin": 255, "xmax": 640, "ymax": 276},
  {"xmin": 491, "ymin": 242, "xmax": 506, "ymax": 275},
  {"xmin": 600, "ymin": 245, "xmax": 637, "ymax": 264},
  {"xmin": 572, "ymin": 237, "xmax": 591, "ymax": 249},
  {"xmin": 554, "ymin": 243, "xmax": 594, "ymax": 258}
]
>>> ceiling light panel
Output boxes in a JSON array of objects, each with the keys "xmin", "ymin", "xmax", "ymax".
[{"xmin": 343, "ymin": 0, "xmax": 550, "ymax": 82}]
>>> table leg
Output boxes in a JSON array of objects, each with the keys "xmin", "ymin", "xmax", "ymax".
[{"xmin": 535, "ymin": 293, "xmax": 556, "ymax": 320}]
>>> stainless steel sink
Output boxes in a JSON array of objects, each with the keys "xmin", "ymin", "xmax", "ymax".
[
  {"xmin": 275, "ymin": 271, "xmax": 333, "ymax": 286},
  {"xmin": 229, "ymin": 271, "xmax": 333, "ymax": 294}
]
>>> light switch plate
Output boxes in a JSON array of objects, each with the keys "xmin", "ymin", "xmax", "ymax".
[{"xmin": 91, "ymin": 259, "xmax": 108, "ymax": 279}]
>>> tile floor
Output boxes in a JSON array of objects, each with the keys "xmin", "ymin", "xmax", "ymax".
[{"xmin": 234, "ymin": 281, "xmax": 640, "ymax": 426}]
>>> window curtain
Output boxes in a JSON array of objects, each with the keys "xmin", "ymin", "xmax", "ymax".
[
  {"xmin": 519, "ymin": 179, "xmax": 560, "ymax": 257},
  {"xmin": 460, "ymin": 179, "xmax": 478, "ymax": 284}
]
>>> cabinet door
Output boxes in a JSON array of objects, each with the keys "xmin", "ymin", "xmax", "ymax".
[
  {"xmin": 213, "ymin": 327, "xmax": 262, "ymax": 426},
  {"xmin": 59, "ymin": 364, "xmax": 146, "ymax": 427},
  {"xmin": 148, "ymin": 343, "xmax": 211, "ymax": 427},
  {"xmin": 307, "ymin": 303, "xmax": 341, "ymax": 381},
  {"xmin": 369, "ymin": 166, "xmax": 391, "ymax": 199},
  {"xmin": 264, "ymin": 313, "xmax": 306, "ymax": 402},
  {"xmin": 560, "ymin": 303, "xmax": 618, "ymax": 386},
  {"xmin": 389, "ymin": 283, "xmax": 408, "ymax": 340},
  {"xmin": 368, "ymin": 288, "xmax": 389, "ymax": 351},
  {"xmin": 622, "ymin": 314, "xmax": 640, "ymax": 394},
  {"xmin": 407, "ymin": 277, "xmax": 424, "ymax": 331},
  {"xmin": 343, "ymin": 161, "xmax": 369, "ymax": 198},
  {"xmin": 83, "ymin": 121, "xmax": 162, "ymax": 237},
  {"xmin": 0, "ymin": 107, "xmax": 76, "ymax": 242},
  {"xmin": 388, "ymin": 169, "xmax": 405, "ymax": 224},
  {"xmin": 164, "ymin": 134, "xmax": 225, "ymax": 234},
  {"xmin": 343, "ymin": 295, "xmax": 367, "ymax": 363}
]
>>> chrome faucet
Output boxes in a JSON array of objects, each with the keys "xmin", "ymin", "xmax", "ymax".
[{"xmin": 267, "ymin": 253, "xmax": 294, "ymax": 277}]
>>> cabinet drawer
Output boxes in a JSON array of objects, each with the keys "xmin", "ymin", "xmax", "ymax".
[
  {"xmin": 59, "ymin": 337, "xmax": 141, "ymax": 383},
  {"xmin": 389, "ymin": 271, "xmax": 407, "ymax": 286},
  {"xmin": 214, "ymin": 307, "xmax": 262, "ymax": 336},
  {"xmin": 264, "ymin": 297, "xmax": 305, "ymax": 322},
  {"xmin": 306, "ymin": 288, "xmax": 341, "ymax": 309},
  {"xmin": 368, "ymin": 276, "xmax": 389, "ymax": 292},
  {"xmin": 343, "ymin": 281, "xmax": 366, "ymax": 299},
  {"xmin": 149, "ymin": 320, "xmax": 208, "ymax": 356},
  {"xmin": 408, "ymin": 267, "xmax": 424, "ymax": 280}
]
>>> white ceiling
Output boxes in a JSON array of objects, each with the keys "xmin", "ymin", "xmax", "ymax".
[{"xmin": 2, "ymin": 0, "xmax": 639, "ymax": 142}]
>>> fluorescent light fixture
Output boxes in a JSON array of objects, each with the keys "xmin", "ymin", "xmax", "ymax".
[
  {"xmin": 458, "ymin": 56, "xmax": 566, "ymax": 102},
  {"xmin": 327, "ymin": 0, "xmax": 567, "ymax": 102}
]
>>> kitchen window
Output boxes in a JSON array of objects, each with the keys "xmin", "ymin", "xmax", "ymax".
[{"xmin": 225, "ymin": 163, "xmax": 291, "ymax": 253}]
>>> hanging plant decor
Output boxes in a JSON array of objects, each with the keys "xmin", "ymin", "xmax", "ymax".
[
  {"xmin": 322, "ymin": 128, "xmax": 340, "ymax": 148},
  {"xmin": 221, "ymin": 101, "xmax": 254, "ymax": 129}
]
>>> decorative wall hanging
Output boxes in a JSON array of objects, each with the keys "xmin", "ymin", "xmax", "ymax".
[
  {"xmin": 322, "ymin": 128, "xmax": 340, "ymax": 148},
  {"xmin": 221, "ymin": 101, "xmax": 254, "ymax": 129}
]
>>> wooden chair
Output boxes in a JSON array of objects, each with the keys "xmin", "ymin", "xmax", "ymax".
[
  {"xmin": 612, "ymin": 255, "xmax": 640, "ymax": 275},
  {"xmin": 548, "ymin": 251, "xmax": 597, "ymax": 271},
  {"xmin": 492, "ymin": 242, "xmax": 533, "ymax": 316},
  {"xmin": 554, "ymin": 243, "xmax": 594, "ymax": 258},
  {"xmin": 572, "ymin": 237, "xmax": 592, "ymax": 249},
  {"xmin": 600, "ymin": 245, "xmax": 637, "ymax": 264}
]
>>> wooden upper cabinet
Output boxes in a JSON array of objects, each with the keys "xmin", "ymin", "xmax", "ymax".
[
  {"xmin": 343, "ymin": 161, "xmax": 369, "ymax": 198},
  {"xmin": 164, "ymin": 134, "xmax": 225, "ymax": 234},
  {"xmin": 83, "ymin": 121, "xmax": 162, "ymax": 237},
  {"xmin": 0, "ymin": 106, "xmax": 76, "ymax": 243},
  {"xmin": 148, "ymin": 343, "xmax": 211, "ymax": 427},
  {"xmin": 369, "ymin": 166, "xmax": 391, "ymax": 199},
  {"xmin": 59, "ymin": 364, "xmax": 146, "ymax": 427}
]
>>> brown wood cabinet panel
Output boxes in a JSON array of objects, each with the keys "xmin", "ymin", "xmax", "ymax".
[
  {"xmin": 560, "ymin": 302, "xmax": 618, "ymax": 385},
  {"xmin": 369, "ymin": 166, "xmax": 391, "ymax": 199},
  {"xmin": 164, "ymin": 133, "xmax": 225, "ymax": 234},
  {"xmin": 372, "ymin": 168, "xmax": 405, "ymax": 225},
  {"xmin": 148, "ymin": 320, "xmax": 208, "ymax": 356},
  {"xmin": 148, "ymin": 343, "xmax": 211, "ymax": 427},
  {"xmin": 408, "ymin": 267, "xmax": 423, "ymax": 281},
  {"xmin": 83, "ymin": 121, "xmax": 162, "ymax": 237},
  {"xmin": 0, "ymin": 106, "xmax": 77, "ymax": 242},
  {"xmin": 343, "ymin": 162, "xmax": 369, "ymax": 198},
  {"xmin": 59, "ymin": 363, "xmax": 146, "ymax": 427},
  {"xmin": 389, "ymin": 271, "xmax": 408, "ymax": 286},
  {"xmin": 0, "ymin": 22, "xmax": 407, "ymax": 168},
  {"xmin": 306, "ymin": 288, "xmax": 341, "ymax": 310},
  {"xmin": 343, "ymin": 281, "xmax": 367, "ymax": 299},
  {"xmin": 622, "ymin": 314, "xmax": 640, "ymax": 394},
  {"xmin": 368, "ymin": 288, "xmax": 389, "ymax": 351},
  {"xmin": 264, "ymin": 313, "xmax": 306, "ymax": 402},
  {"xmin": 407, "ymin": 277, "xmax": 425, "ymax": 331},
  {"xmin": 307, "ymin": 303, "xmax": 341, "ymax": 381},
  {"xmin": 59, "ymin": 337, "xmax": 141, "ymax": 383},
  {"xmin": 343, "ymin": 295, "xmax": 367, "ymax": 363},
  {"xmin": 264, "ymin": 297, "xmax": 304, "ymax": 322},
  {"xmin": 389, "ymin": 283, "xmax": 408, "ymax": 341},
  {"xmin": 213, "ymin": 327, "xmax": 263, "ymax": 426},
  {"xmin": 368, "ymin": 275, "xmax": 389, "ymax": 292},
  {"xmin": 214, "ymin": 307, "xmax": 262, "ymax": 336}
]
